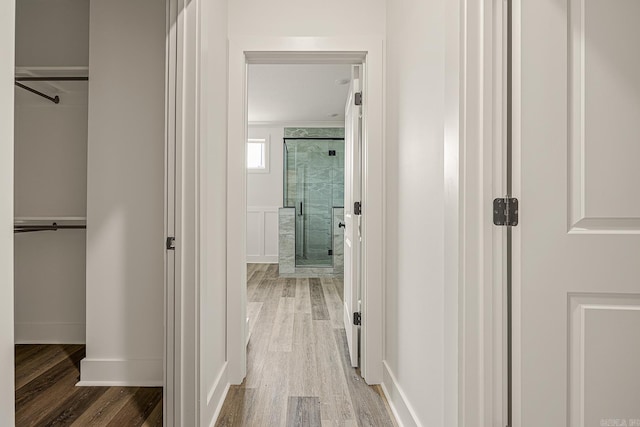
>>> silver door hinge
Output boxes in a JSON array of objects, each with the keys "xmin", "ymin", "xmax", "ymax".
[
  {"xmin": 166, "ymin": 236, "xmax": 176, "ymax": 250},
  {"xmin": 493, "ymin": 197, "xmax": 519, "ymax": 226},
  {"xmin": 355, "ymin": 92, "xmax": 362, "ymax": 106}
]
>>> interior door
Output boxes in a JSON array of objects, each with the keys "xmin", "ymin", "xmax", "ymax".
[
  {"xmin": 515, "ymin": 0, "xmax": 640, "ymax": 425},
  {"xmin": 343, "ymin": 68, "xmax": 362, "ymax": 368}
]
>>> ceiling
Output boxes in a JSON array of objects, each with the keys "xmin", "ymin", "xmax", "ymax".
[{"xmin": 248, "ymin": 64, "xmax": 352, "ymax": 123}]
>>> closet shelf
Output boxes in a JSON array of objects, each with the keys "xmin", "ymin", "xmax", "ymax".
[{"xmin": 15, "ymin": 216, "xmax": 86, "ymax": 223}]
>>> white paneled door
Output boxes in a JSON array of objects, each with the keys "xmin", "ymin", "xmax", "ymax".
[
  {"xmin": 343, "ymin": 68, "xmax": 362, "ymax": 368},
  {"xmin": 516, "ymin": 0, "xmax": 640, "ymax": 425}
]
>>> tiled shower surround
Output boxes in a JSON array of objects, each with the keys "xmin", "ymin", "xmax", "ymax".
[
  {"xmin": 279, "ymin": 207, "xmax": 344, "ymax": 276},
  {"xmin": 279, "ymin": 128, "xmax": 344, "ymax": 276}
]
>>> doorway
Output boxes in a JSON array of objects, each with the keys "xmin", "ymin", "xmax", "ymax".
[
  {"xmin": 225, "ymin": 41, "xmax": 385, "ymax": 388},
  {"xmin": 10, "ymin": 0, "xmax": 166, "ymax": 424},
  {"xmin": 214, "ymin": 52, "xmax": 392, "ymax": 423}
]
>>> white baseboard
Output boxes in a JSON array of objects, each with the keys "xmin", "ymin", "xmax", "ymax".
[
  {"xmin": 15, "ymin": 322, "xmax": 85, "ymax": 344},
  {"xmin": 77, "ymin": 357, "xmax": 163, "ymax": 387},
  {"xmin": 246, "ymin": 256, "xmax": 278, "ymax": 263},
  {"xmin": 382, "ymin": 361, "xmax": 421, "ymax": 427},
  {"xmin": 208, "ymin": 363, "xmax": 230, "ymax": 427}
]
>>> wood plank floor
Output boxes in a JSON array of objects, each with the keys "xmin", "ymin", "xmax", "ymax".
[
  {"xmin": 15, "ymin": 344, "xmax": 162, "ymax": 426},
  {"xmin": 216, "ymin": 264, "xmax": 396, "ymax": 427}
]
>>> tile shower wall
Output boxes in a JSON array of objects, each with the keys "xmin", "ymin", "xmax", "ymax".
[
  {"xmin": 284, "ymin": 128, "xmax": 344, "ymax": 267},
  {"xmin": 278, "ymin": 207, "xmax": 295, "ymax": 273},
  {"xmin": 332, "ymin": 208, "xmax": 345, "ymax": 275}
]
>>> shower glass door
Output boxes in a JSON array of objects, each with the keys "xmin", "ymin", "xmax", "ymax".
[{"xmin": 284, "ymin": 136, "xmax": 344, "ymax": 267}]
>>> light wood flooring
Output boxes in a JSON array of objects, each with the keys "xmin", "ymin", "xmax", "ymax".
[
  {"xmin": 15, "ymin": 344, "xmax": 162, "ymax": 426},
  {"xmin": 216, "ymin": 264, "xmax": 396, "ymax": 427}
]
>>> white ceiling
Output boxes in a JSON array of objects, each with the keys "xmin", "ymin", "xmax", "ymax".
[{"xmin": 248, "ymin": 64, "xmax": 352, "ymax": 123}]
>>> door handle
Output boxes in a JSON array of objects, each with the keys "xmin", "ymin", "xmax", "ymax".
[
  {"xmin": 338, "ymin": 222, "xmax": 346, "ymax": 228},
  {"xmin": 299, "ymin": 202, "xmax": 303, "ymax": 216}
]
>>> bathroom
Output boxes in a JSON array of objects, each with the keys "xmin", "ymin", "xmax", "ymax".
[{"xmin": 246, "ymin": 64, "xmax": 350, "ymax": 278}]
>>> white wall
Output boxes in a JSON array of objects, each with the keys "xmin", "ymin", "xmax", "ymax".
[
  {"xmin": 14, "ymin": 231, "xmax": 86, "ymax": 344},
  {"xmin": 384, "ymin": 0, "xmax": 450, "ymax": 426},
  {"xmin": 246, "ymin": 126, "xmax": 283, "ymax": 263},
  {"xmin": 14, "ymin": 92, "xmax": 88, "ymax": 218},
  {"xmin": 247, "ymin": 127, "xmax": 283, "ymax": 207},
  {"xmin": 228, "ymin": 0, "xmax": 386, "ymax": 37},
  {"xmin": 15, "ymin": 0, "xmax": 89, "ymax": 67},
  {"xmin": 14, "ymin": 16, "xmax": 89, "ymax": 342},
  {"xmin": 0, "ymin": 0, "xmax": 15, "ymax": 422},
  {"xmin": 82, "ymin": 0, "xmax": 165, "ymax": 385}
]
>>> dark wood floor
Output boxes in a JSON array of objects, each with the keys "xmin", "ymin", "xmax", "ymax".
[
  {"xmin": 215, "ymin": 264, "xmax": 396, "ymax": 427},
  {"xmin": 15, "ymin": 344, "xmax": 162, "ymax": 426}
]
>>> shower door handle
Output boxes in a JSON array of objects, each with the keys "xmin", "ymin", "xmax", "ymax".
[{"xmin": 299, "ymin": 202, "xmax": 303, "ymax": 216}]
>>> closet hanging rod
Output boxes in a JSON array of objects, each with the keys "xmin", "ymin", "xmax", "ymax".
[
  {"xmin": 15, "ymin": 82, "xmax": 59, "ymax": 104},
  {"xmin": 14, "ymin": 76, "xmax": 89, "ymax": 104},
  {"xmin": 14, "ymin": 223, "xmax": 86, "ymax": 234}
]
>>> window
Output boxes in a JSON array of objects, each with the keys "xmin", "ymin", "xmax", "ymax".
[{"xmin": 247, "ymin": 138, "xmax": 269, "ymax": 172}]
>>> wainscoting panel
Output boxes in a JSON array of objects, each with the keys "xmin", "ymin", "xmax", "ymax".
[{"xmin": 247, "ymin": 206, "xmax": 279, "ymax": 263}]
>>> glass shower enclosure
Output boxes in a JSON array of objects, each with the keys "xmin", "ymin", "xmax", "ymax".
[{"xmin": 283, "ymin": 137, "xmax": 345, "ymax": 267}]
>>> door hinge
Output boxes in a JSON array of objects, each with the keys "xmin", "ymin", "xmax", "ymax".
[
  {"xmin": 354, "ymin": 92, "xmax": 362, "ymax": 106},
  {"xmin": 493, "ymin": 197, "xmax": 519, "ymax": 226},
  {"xmin": 353, "ymin": 312, "xmax": 362, "ymax": 326},
  {"xmin": 328, "ymin": 249, "xmax": 333, "ymax": 256},
  {"xmin": 166, "ymin": 236, "xmax": 176, "ymax": 250},
  {"xmin": 354, "ymin": 201, "xmax": 362, "ymax": 215}
]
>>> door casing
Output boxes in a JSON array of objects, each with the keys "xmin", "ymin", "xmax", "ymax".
[
  {"xmin": 226, "ymin": 37, "xmax": 385, "ymax": 385},
  {"xmin": 456, "ymin": 0, "xmax": 510, "ymax": 425}
]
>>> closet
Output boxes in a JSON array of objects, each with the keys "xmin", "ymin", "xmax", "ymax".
[
  {"xmin": 14, "ymin": 0, "xmax": 89, "ymax": 345},
  {"xmin": 13, "ymin": 0, "xmax": 166, "ymax": 420}
]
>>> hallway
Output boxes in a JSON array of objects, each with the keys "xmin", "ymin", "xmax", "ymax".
[{"xmin": 215, "ymin": 264, "xmax": 395, "ymax": 426}]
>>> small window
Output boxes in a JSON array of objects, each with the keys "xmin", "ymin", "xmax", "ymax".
[{"xmin": 247, "ymin": 138, "xmax": 269, "ymax": 172}]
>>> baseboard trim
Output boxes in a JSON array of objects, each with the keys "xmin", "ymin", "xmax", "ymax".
[
  {"xmin": 77, "ymin": 358, "xmax": 163, "ymax": 387},
  {"xmin": 208, "ymin": 363, "xmax": 230, "ymax": 427},
  {"xmin": 382, "ymin": 361, "xmax": 421, "ymax": 427},
  {"xmin": 246, "ymin": 256, "xmax": 278, "ymax": 263},
  {"xmin": 15, "ymin": 322, "xmax": 85, "ymax": 344}
]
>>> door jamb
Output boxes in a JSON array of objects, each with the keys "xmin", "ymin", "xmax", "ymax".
[
  {"xmin": 226, "ymin": 37, "xmax": 385, "ymax": 385},
  {"xmin": 164, "ymin": 0, "xmax": 177, "ymax": 424},
  {"xmin": 165, "ymin": 0, "xmax": 200, "ymax": 425},
  {"xmin": 458, "ymin": 0, "xmax": 508, "ymax": 426}
]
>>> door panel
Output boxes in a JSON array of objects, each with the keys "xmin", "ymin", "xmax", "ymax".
[
  {"xmin": 343, "ymin": 71, "xmax": 361, "ymax": 368},
  {"xmin": 569, "ymin": 0, "xmax": 640, "ymax": 231},
  {"xmin": 569, "ymin": 295, "xmax": 640, "ymax": 427},
  {"xmin": 517, "ymin": 0, "xmax": 640, "ymax": 425}
]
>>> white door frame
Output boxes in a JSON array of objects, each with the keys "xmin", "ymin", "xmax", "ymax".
[
  {"xmin": 226, "ymin": 36, "xmax": 385, "ymax": 385},
  {"xmin": 0, "ymin": 0, "xmax": 15, "ymax": 422},
  {"xmin": 165, "ymin": 0, "xmax": 200, "ymax": 425},
  {"xmin": 457, "ymin": 0, "xmax": 509, "ymax": 426},
  {"xmin": 164, "ymin": 1, "xmax": 178, "ymax": 425}
]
